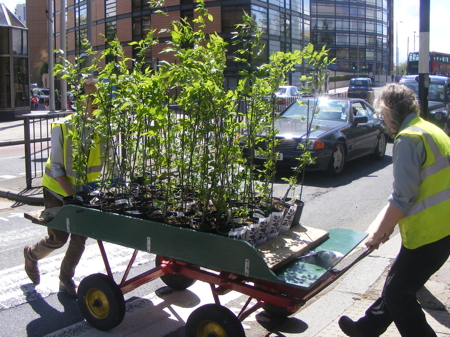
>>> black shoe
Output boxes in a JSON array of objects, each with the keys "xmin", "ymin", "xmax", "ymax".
[{"xmin": 339, "ymin": 316, "xmax": 365, "ymax": 337}]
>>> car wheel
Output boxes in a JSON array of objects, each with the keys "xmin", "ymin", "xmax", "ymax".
[
  {"xmin": 326, "ymin": 143, "xmax": 345, "ymax": 175},
  {"xmin": 444, "ymin": 122, "xmax": 450, "ymax": 136},
  {"xmin": 370, "ymin": 133, "xmax": 387, "ymax": 160}
]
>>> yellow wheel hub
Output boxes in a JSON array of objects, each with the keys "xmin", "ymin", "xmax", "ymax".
[
  {"xmin": 85, "ymin": 288, "xmax": 110, "ymax": 319},
  {"xmin": 197, "ymin": 320, "xmax": 227, "ymax": 337}
]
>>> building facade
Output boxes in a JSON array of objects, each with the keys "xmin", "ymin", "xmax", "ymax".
[
  {"xmin": 0, "ymin": 4, "xmax": 29, "ymax": 118},
  {"xmin": 15, "ymin": 4, "xmax": 26, "ymax": 25},
  {"xmin": 311, "ymin": 0, "xmax": 393, "ymax": 77},
  {"xmin": 27, "ymin": 0, "xmax": 393, "ymax": 91}
]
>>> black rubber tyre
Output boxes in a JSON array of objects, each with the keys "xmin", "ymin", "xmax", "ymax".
[
  {"xmin": 185, "ymin": 304, "xmax": 245, "ymax": 337},
  {"xmin": 370, "ymin": 133, "xmax": 387, "ymax": 160},
  {"xmin": 77, "ymin": 273, "xmax": 125, "ymax": 331},
  {"xmin": 262, "ymin": 302, "xmax": 298, "ymax": 318},
  {"xmin": 155, "ymin": 255, "xmax": 197, "ymax": 290},
  {"xmin": 326, "ymin": 143, "xmax": 346, "ymax": 175}
]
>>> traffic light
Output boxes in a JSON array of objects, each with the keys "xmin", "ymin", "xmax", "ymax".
[
  {"xmin": 368, "ymin": 63, "xmax": 373, "ymax": 71},
  {"xmin": 352, "ymin": 63, "xmax": 357, "ymax": 70}
]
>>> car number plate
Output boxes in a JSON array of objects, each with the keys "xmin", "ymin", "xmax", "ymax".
[
  {"xmin": 255, "ymin": 152, "xmax": 283, "ymax": 161},
  {"xmin": 355, "ymin": 89, "xmax": 362, "ymax": 92}
]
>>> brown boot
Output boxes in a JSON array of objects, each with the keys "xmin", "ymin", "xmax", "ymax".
[
  {"xmin": 24, "ymin": 246, "xmax": 40, "ymax": 284},
  {"xmin": 59, "ymin": 279, "xmax": 78, "ymax": 298}
]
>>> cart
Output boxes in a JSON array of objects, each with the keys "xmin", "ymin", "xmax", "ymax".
[{"xmin": 26, "ymin": 205, "xmax": 370, "ymax": 336}]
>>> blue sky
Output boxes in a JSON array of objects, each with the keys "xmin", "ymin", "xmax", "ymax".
[{"xmin": 2, "ymin": 0, "xmax": 450, "ymax": 64}]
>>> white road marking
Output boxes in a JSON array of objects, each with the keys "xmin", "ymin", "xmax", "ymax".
[
  {"xmin": 0, "ymin": 175, "xmax": 17, "ymax": 179},
  {"xmin": 0, "ymin": 242, "xmax": 152, "ymax": 310}
]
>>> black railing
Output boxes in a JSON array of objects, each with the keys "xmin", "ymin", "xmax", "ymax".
[{"xmin": 17, "ymin": 112, "xmax": 72, "ymax": 189}]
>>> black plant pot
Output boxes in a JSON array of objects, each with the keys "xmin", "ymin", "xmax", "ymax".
[
  {"xmin": 63, "ymin": 195, "xmax": 84, "ymax": 206},
  {"xmin": 290, "ymin": 200, "xmax": 304, "ymax": 229}
]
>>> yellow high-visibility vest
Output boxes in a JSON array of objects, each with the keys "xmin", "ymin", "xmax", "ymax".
[
  {"xmin": 396, "ymin": 117, "xmax": 450, "ymax": 249},
  {"xmin": 42, "ymin": 118, "xmax": 103, "ymax": 197}
]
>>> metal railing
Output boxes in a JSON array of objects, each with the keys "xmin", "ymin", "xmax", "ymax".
[{"xmin": 17, "ymin": 112, "xmax": 72, "ymax": 189}]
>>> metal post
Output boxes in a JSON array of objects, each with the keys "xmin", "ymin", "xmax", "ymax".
[
  {"xmin": 60, "ymin": 0, "xmax": 67, "ymax": 111},
  {"xmin": 47, "ymin": 0, "xmax": 55, "ymax": 111},
  {"xmin": 396, "ymin": 21, "xmax": 402, "ymax": 76},
  {"xmin": 418, "ymin": 0, "xmax": 430, "ymax": 120},
  {"xmin": 86, "ymin": 0, "xmax": 93, "ymax": 68},
  {"xmin": 23, "ymin": 117, "xmax": 32, "ymax": 189},
  {"xmin": 356, "ymin": 7, "xmax": 359, "ymax": 77}
]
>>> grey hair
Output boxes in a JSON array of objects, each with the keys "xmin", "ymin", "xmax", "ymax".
[{"xmin": 374, "ymin": 83, "xmax": 419, "ymax": 134}]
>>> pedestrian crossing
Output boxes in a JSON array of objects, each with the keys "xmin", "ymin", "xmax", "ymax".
[{"xmin": 0, "ymin": 171, "xmax": 42, "ymax": 180}]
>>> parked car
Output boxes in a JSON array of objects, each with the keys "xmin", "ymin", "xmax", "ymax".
[
  {"xmin": 347, "ymin": 78, "xmax": 374, "ymax": 105},
  {"xmin": 273, "ymin": 85, "xmax": 302, "ymax": 111},
  {"xmin": 399, "ymin": 75, "xmax": 450, "ymax": 135},
  {"xmin": 245, "ymin": 97, "xmax": 388, "ymax": 175},
  {"xmin": 31, "ymin": 88, "xmax": 50, "ymax": 104}
]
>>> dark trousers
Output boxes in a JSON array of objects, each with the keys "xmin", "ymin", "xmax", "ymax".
[
  {"xmin": 356, "ymin": 234, "xmax": 450, "ymax": 337},
  {"xmin": 26, "ymin": 188, "xmax": 87, "ymax": 281}
]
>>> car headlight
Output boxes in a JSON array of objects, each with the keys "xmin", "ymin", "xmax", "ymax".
[{"xmin": 298, "ymin": 139, "xmax": 325, "ymax": 150}]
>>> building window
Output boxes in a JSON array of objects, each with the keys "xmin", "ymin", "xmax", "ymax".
[
  {"xmin": 268, "ymin": 10, "xmax": 281, "ymax": 36},
  {"xmin": 222, "ymin": 6, "xmax": 248, "ymax": 33},
  {"xmin": 304, "ymin": 22, "xmax": 310, "ymax": 42},
  {"xmin": 269, "ymin": 40, "xmax": 280, "ymax": 55},
  {"xmin": 292, "ymin": 0, "xmax": 301, "ymax": 12},
  {"xmin": 133, "ymin": 16, "xmax": 151, "ymax": 41},
  {"xmin": 281, "ymin": 13, "xmax": 291, "ymax": 39},
  {"xmin": 253, "ymin": 39, "xmax": 268, "ymax": 64},
  {"xmin": 292, "ymin": 16, "xmax": 302, "ymax": 39},
  {"xmin": 0, "ymin": 57, "xmax": 10, "ymax": 108},
  {"xmin": 105, "ymin": 21, "xmax": 117, "ymax": 42},
  {"xmin": 335, "ymin": 19, "xmax": 349, "ymax": 30},
  {"xmin": 336, "ymin": 5, "xmax": 349, "ymax": 16},
  {"xmin": 75, "ymin": 28, "xmax": 87, "ymax": 50},
  {"xmin": 75, "ymin": 4, "xmax": 87, "ymax": 26},
  {"xmin": 317, "ymin": 4, "xmax": 335, "ymax": 15},
  {"xmin": 181, "ymin": 9, "xmax": 194, "ymax": 26},
  {"xmin": 13, "ymin": 57, "xmax": 29, "ymax": 107},
  {"xmin": 304, "ymin": 0, "xmax": 310, "ymax": 15},
  {"xmin": 106, "ymin": 0, "xmax": 116, "ymax": 18},
  {"xmin": 251, "ymin": 6, "xmax": 267, "ymax": 33},
  {"xmin": 12, "ymin": 29, "xmax": 27, "ymax": 55}
]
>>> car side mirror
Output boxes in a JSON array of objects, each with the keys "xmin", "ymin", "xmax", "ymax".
[{"xmin": 353, "ymin": 116, "xmax": 368, "ymax": 125}]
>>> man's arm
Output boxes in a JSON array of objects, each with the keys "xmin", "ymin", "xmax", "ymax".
[{"xmin": 365, "ymin": 203, "xmax": 404, "ymax": 249}]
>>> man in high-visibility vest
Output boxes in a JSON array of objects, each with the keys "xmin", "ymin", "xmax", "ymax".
[
  {"xmin": 24, "ymin": 79, "xmax": 102, "ymax": 298},
  {"xmin": 339, "ymin": 84, "xmax": 450, "ymax": 337}
]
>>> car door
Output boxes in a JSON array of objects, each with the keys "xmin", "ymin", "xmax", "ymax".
[{"xmin": 344, "ymin": 101, "xmax": 379, "ymax": 160}]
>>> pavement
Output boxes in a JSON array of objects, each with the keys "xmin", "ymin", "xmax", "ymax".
[{"xmin": 2, "ymin": 101, "xmax": 450, "ymax": 337}]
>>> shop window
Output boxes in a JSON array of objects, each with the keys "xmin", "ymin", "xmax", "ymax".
[
  {"xmin": 0, "ymin": 57, "xmax": 10, "ymax": 108},
  {"xmin": 13, "ymin": 57, "xmax": 29, "ymax": 107}
]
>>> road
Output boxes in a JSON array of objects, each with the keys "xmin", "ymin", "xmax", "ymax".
[{"xmin": 0, "ymin": 138, "xmax": 394, "ymax": 336}]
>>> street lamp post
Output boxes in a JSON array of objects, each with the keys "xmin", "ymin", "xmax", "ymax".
[{"xmin": 396, "ymin": 21, "xmax": 403, "ymax": 76}]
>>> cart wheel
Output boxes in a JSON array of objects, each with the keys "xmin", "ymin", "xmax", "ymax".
[
  {"xmin": 262, "ymin": 303, "xmax": 298, "ymax": 318},
  {"xmin": 185, "ymin": 304, "xmax": 245, "ymax": 337},
  {"xmin": 155, "ymin": 255, "xmax": 197, "ymax": 290},
  {"xmin": 77, "ymin": 273, "xmax": 125, "ymax": 331}
]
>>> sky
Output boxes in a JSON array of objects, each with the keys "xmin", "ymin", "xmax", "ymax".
[{"xmin": 2, "ymin": 0, "xmax": 450, "ymax": 64}]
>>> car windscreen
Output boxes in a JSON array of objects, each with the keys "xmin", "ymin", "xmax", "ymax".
[
  {"xmin": 281, "ymin": 100, "xmax": 347, "ymax": 121},
  {"xmin": 400, "ymin": 81, "xmax": 445, "ymax": 102},
  {"xmin": 350, "ymin": 80, "xmax": 368, "ymax": 86},
  {"xmin": 275, "ymin": 88, "xmax": 287, "ymax": 95}
]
